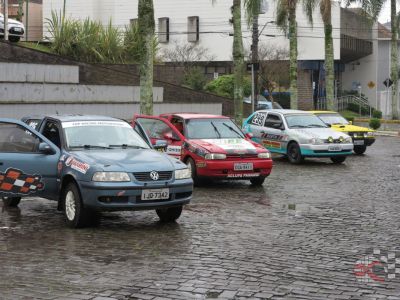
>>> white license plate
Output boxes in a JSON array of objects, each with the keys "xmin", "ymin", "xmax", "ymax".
[
  {"xmin": 328, "ymin": 145, "xmax": 342, "ymax": 152},
  {"xmin": 13, "ymin": 28, "xmax": 22, "ymax": 32},
  {"xmin": 354, "ymin": 140, "xmax": 365, "ymax": 145},
  {"xmin": 141, "ymin": 188, "xmax": 169, "ymax": 200},
  {"xmin": 234, "ymin": 163, "xmax": 253, "ymax": 171}
]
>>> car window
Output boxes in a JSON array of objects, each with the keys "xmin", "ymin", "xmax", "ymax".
[
  {"xmin": 317, "ymin": 114, "xmax": 349, "ymax": 125},
  {"xmin": 249, "ymin": 112, "xmax": 267, "ymax": 127},
  {"xmin": 264, "ymin": 114, "xmax": 282, "ymax": 128},
  {"xmin": 26, "ymin": 119, "xmax": 41, "ymax": 130},
  {"xmin": 0, "ymin": 123, "xmax": 40, "ymax": 153},
  {"xmin": 42, "ymin": 121, "xmax": 62, "ymax": 149},
  {"xmin": 137, "ymin": 118, "xmax": 179, "ymax": 140},
  {"xmin": 186, "ymin": 119, "xmax": 244, "ymax": 139},
  {"xmin": 285, "ymin": 114, "xmax": 328, "ymax": 129}
]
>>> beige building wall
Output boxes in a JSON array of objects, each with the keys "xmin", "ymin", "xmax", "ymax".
[{"xmin": 22, "ymin": 2, "xmax": 43, "ymax": 42}]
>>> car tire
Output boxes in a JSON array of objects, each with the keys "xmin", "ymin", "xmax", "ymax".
[
  {"xmin": 354, "ymin": 145, "xmax": 367, "ymax": 155},
  {"xmin": 9, "ymin": 36, "xmax": 20, "ymax": 43},
  {"xmin": 186, "ymin": 157, "xmax": 201, "ymax": 186},
  {"xmin": 156, "ymin": 205, "xmax": 183, "ymax": 222},
  {"xmin": 330, "ymin": 156, "xmax": 347, "ymax": 164},
  {"xmin": 2, "ymin": 197, "xmax": 21, "ymax": 207},
  {"xmin": 62, "ymin": 182, "xmax": 91, "ymax": 228},
  {"xmin": 287, "ymin": 142, "xmax": 304, "ymax": 164},
  {"xmin": 250, "ymin": 176, "xmax": 266, "ymax": 186}
]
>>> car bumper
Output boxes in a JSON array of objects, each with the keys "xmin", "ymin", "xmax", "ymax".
[
  {"xmin": 353, "ymin": 137, "xmax": 375, "ymax": 147},
  {"xmin": 195, "ymin": 158, "xmax": 273, "ymax": 179},
  {"xmin": 300, "ymin": 143, "xmax": 354, "ymax": 157},
  {"xmin": 0, "ymin": 27, "xmax": 25, "ymax": 36},
  {"xmin": 77, "ymin": 179, "xmax": 193, "ymax": 211}
]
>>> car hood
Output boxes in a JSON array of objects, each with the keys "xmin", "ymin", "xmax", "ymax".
[
  {"xmin": 189, "ymin": 138, "xmax": 259, "ymax": 154},
  {"xmin": 69, "ymin": 149, "xmax": 183, "ymax": 172},
  {"xmin": 292, "ymin": 128, "xmax": 350, "ymax": 139},
  {"xmin": 0, "ymin": 16, "xmax": 24, "ymax": 27},
  {"xmin": 329, "ymin": 124, "xmax": 373, "ymax": 133}
]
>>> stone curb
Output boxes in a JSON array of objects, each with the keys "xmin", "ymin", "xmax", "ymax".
[{"xmin": 375, "ymin": 131, "xmax": 400, "ymax": 137}]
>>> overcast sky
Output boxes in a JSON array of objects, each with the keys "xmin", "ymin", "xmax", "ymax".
[{"xmin": 378, "ymin": 1, "xmax": 392, "ymax": 24}]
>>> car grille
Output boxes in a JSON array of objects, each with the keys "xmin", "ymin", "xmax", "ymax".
[
  {"xmin": 133, "ymin": 171, "xmax": 173, "ymax": 182},
  {"xmin": 323, "ymin": 139, "xmax": 346, "ymax": 144},
  {"xmin": 349, "ymin": 132, "xmax": 366, "ymax": 138},
  {"xmin": 226, "ymin": 154, "xmax": 258, "ymax": 159}
]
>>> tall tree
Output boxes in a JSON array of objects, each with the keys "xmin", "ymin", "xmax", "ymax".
[
  {"xmin": 232, "ymin": 0, "xmax": 245, "ymax": 125},
  {"xmin": 390, "ymin": 0, "xmax": 399, "ymax": 119},
  {"xmin": 276, "ymin": 0, "xmax": 298, "ymax": 109},
  {"xmin": 138, "ymin": 0, "xmax": 155, "ymax": 115}
]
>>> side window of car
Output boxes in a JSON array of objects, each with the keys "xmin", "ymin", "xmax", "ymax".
[
  {"xmin": 42, "ymin": 121, "xmax": 61, "ymax": 149},
  {"xmin": 250, "ymin": 112, "xmax": 267, "ymax": 127},
  {"xmin": 170, "ymin": 118, "xmax": 184, "ymax": 135},
  {"xmin": 0, "ymin": 123, "xmax": 40, "ymax": 153},
  {"xmin": 264, "ymin": 114, "xmax": 283, "ymax": 129},
  {"xmin": 26, "ymin": 119, "xmax": 41, "ymax": 130},
  {"xmin": 137, "ymin": 118, "xmax": 179, "ymax": 141}
]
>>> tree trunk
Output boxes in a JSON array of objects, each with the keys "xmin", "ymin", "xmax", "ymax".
[
  {"xmin": 138, "ymin": 0, "xmax": 155, "ymax": 115},
  {"xmin": 252, "ymin": 15, "xmax": 259, "ymax": 108},
  {"xmin": 391, "ymin": 0, "xmax": 399, "ymax": 119},
  {"xmin": 288, "ymin": 7, "xmax": 298, "ymax": 109},
  {"xmin": 324, "ymin": 22, "xmax": 335, "ymax": 111},
  {"xmin": 233, "ymin": 0, "xmax": 244, "ymax": 125}
]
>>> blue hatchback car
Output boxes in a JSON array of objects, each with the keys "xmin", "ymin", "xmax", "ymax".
[{"xmin": 0, "ymin": 115, "xmax": 193, "ymax": 228}]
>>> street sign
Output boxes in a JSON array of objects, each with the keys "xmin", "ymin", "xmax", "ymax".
[
  {"xmin": 383, "ymin": 78, "xmax": 393, "ymax": 88},
  {"xmin": 246, "ymin": 63, "xmax": 259, "ymax": 72}
]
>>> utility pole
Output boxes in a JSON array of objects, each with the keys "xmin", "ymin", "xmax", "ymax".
[{"xmin": 3, "ymin": 0, "xmax": 8, "ymax": 41}]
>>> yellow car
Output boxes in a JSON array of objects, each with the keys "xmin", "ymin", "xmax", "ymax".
[{"xmin": 311, "ymin": 111, "xmax": 375, "ymax": 155}]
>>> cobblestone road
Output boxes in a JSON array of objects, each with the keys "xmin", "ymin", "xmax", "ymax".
[{"xmin": 1, "ymin": 136, "xmax": 400, "ymax": 300}]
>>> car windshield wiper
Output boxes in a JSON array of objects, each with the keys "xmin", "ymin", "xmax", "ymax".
[
  {"xmin": 210, "ymin": 121, "xmax": 222, "ymax": 138},
  {"xmin": 70, "ymin": 145, "xmax": 111, "ymax": 150},
  {"xmin": 290, "ymin": 125, "xmax": 308, "ymax": 128},
  {"xmin": 109, "ymin": 144, "xmax": 147, "ymax": 149},
  {"xmin": 222, "ymin": 123, "xmax": 243, "ymax": 137},
  {"xmin": 307, "ymin": 124, "xmax": 327, "ymax": 128}
]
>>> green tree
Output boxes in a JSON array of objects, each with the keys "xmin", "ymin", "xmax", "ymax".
[
  {"xmin": 138, "ymin": 0, "xmax": 155, "ymax": 115},
  {"xmin": 276, "ymin": 0, "xmax": 299, "ymax": 109}
]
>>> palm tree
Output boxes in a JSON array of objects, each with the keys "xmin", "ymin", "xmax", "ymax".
[
  {"xmin": 138, "ymin": 0, "xmax": 155, "ymax": 115},
  {"xmin": 276, "ymin": 0, "xmax": 299, "ymax": 109}
]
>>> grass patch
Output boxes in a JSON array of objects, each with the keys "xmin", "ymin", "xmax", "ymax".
[
  {"xmin": 18, "ymin": 42, "xmax": 54, "ymax": 54},
  {"xmin": 340, "ymin": 110, "xmax": 361, "ymax": 120}
]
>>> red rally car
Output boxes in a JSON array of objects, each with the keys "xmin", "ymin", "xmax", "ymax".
[{"xmin": 132, "ymin": 113, "xmax": 273, "ymax": 186}]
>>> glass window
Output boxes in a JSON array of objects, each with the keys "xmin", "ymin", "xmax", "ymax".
[
  {"xmin": 42, "ymin": 121, "xmax": 61, "ymax": 149},
  {"xmin": 186, "ymin": 119, "xmax": 244, "ymax": 139},
  {"xmin": 0, "ymin": 123, "xmax": 40, "ymax": 153},
  {"xmin": 316, "ymin": 114, "xmax": 349, "ymax": 125},
  {"xmin": 26, "ymin": 119, "xmax": 41, "ymax": 130},
  {"xmin": 137, "ymin": 118, "xmax": 179, "ymax": 141},
  {"xmin": 285, "ymin": 114, "xmax": 328, "ymax": 129},
  {"xmin": 264, "ymin": 114, "xmax": 283, "ymax": 128}
]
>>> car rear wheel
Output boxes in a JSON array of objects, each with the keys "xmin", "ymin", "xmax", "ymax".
[
  {"xmin": 2, "ymin": 197, "xmax": 21, "ymax": 207},
  {"xmin": 354, "ymin": 145, "xmax": 367, "ymax": 155},
  {"xmin": 62, "ymin": 182, "xmax": 93, "ymax": 228},
  {"xmin": 9, "ymin": 36, "xmax": 20, "ymax": 43},
  {"xmin": 186, "ymin": 157, "xmax": 201, "ymax": 186},
  {"xmin": 287, "ymin": 142, "xmax": 304, "ymax": 164},
  {"xmin": 156, "ymin": 205, "xmax": 183, "ymax": 222},
  {"xmin": 250, "ymin": 176, "xmax": 266, "ymax": 186},
  {"xmin": 330, "ymin": 156, "xmax": 346, "ymax": 164}
]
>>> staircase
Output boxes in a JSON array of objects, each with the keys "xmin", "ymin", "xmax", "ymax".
[{"xmin": 315, "ymin": 95, "xmax": 373, "ymax": 117}]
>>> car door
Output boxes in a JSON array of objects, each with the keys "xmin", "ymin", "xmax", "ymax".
[
  {"xmin": 132, "ymin": 115, "xmax": 185, "ymax": 159},
  {"xmin": 259, "ymin": 113, "xmax": 287, "ymax": 154},
  {"xmin": 0, "ymin": 119, "xmax": 60, "ymax": 200}
]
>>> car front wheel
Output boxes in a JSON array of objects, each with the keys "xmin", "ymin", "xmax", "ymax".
[
  {"xmin": 9, "ymin": 36, "xmax": 20, "ymax": 43},
  {"xmin": 330, "ymin": 156, "xmax": 347, "ymax": 164},
  {"xmin": 250, "ymin": 176, "xmax": 266, "ymax": 186},
  {"xmin": 62, "ymin": 182, "xmax": 91, "ymax": 228},
  {"xmin": 287, "ymin": 142, "xmax": 304, "ymax": 164},
  {"xmin": 156, "ymin": 205, "xmax": 183, "ymax": 222},
  {"xmin": 2, "ymin": 197, "xmax": 21, "ymax": 207},
  {"xmin": 354, "ymin": 145, "xmax": 367, "ymax": 155}
]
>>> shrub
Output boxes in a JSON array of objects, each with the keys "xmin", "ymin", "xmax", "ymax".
[
  {"xmin": 369, "ymin": 118, "xmax": 381, "ymax": 130},
  {"xmin": 183, "ymin": 67, "xmax": 207, "ymax": 91},
  {"xmin": 346, "ymin": 117, "xmax": 355, "ymax": 123},
  {"xmin": 204, "ymin": 75, "xmax": 251, "ymax": 99},
  {"xmin": 372, "ymin": 110, "xmax": 382, "ymax": 119}
]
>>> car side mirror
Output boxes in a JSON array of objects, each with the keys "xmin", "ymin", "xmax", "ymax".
[
  {"xmin": 153, "ymin": 140, "xmax": 168, "ymax": 152},
  {"xmin": 349, "ymin": 121, "xmax": 353, "ymax": 125},
  {"xmin": 38, "ymin": 142, "xmax": 55, "ymax": 155},
  {"xmin": 326, "ymin": 123, "xmax": 332, "ymax": 128},
  {"xmin": 163, "ymin": 132, "xmax": 180, "ymax": 141}
]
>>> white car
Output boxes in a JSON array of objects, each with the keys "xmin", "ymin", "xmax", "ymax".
[
  {"xmin": 243, "ymin": 110, "xmax": 354, "ymax": 164},
  {"xmin": 0, "ymin": 13, "xmax": 25, "ymax": 42}
]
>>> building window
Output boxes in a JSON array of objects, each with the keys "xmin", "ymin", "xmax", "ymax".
[
  {"xmin": 158, "ymin": 17, "xmax": 169, "ymax": 43},
  {"xmin": 187, "ymin": 16, "xmax": 199, "ymax": 42}
]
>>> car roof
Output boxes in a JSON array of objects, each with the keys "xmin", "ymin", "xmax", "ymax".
[
  {"xmin": 164, "ymin": 113, "xmax": 230, "ymax": 120},
  {"xmin": 309, "ymin": 110, "xmax": 338, "ymax": 114},
  {"xmin": 255, "ymin": 109, "xmax": 312, "ymax": 115},
  {"xmin": 23, "ymin": 114, "xmax": 123, "ymax": 123}
]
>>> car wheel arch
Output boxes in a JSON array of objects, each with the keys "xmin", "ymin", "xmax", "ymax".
[{"xmin": 58, "ymin": 175, "xmax": 80, "ymax": 211}]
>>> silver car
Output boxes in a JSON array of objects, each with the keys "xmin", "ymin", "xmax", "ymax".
[
  {"xmin": 0, "ymin": 13, "xmax": 25, "ymax": 42},
  {"xmin": 243, "ymin": 110, "xmax": 354, "ymax": 164}
]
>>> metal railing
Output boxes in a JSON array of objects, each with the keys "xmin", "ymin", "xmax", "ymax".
[{"xmin": 315, "ymin": 95, "xmax": 373, "ymax": 117}]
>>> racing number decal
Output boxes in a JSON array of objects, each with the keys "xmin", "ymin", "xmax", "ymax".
[
  {"xmin": 0, "ymin": 168, "xmax": 44, "ymax": 195},
  {"xmin": 251, "ymin": 112, "xmax": 266, "ymax": 126}
]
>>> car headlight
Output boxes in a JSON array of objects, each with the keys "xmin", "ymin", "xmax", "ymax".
[
  {"xmin": 205, "ymin": 153, "xmax": 226, "ymax": 160},
  {"xmin": 344, "ymin": 137, "xmax": 352, "ymax": 143},
  {"xmin": 92, "ymin": 172, "xmax": 130, "ymax": 182},
  {"xmin": 309, "ymin": 138, "xmax": 323, "ymax": 145},
  {"xmin": 175, "ymin": 168, "xmax": 191, "ymax": 180},
  {"xmin": 258, "ymin": 152, "xmax": 271, "ymax": 159},
  {"xmin": 366, "ymin": 132, "xmax": 374, "ymax": 137}
]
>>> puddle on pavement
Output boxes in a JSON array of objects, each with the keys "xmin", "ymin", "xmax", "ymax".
[{"xmin": 282, "ymin": 203, "xmax": 334, "ymax": 217}]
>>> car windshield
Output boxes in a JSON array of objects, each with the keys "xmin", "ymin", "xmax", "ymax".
[
  {"xmin": 316, "ymin": 113, "xmax": 349, "ymax": 125},
  {"xmin": 285, "ymin": 114, "xmax": 328, "ymax": 129},
  {"xmin": 186, "ymin": 119, "xmax": 245, "ymax": 139},
  {"xmin": 62, "ymin": 120, "xmax": 150, "ymax": 149}
]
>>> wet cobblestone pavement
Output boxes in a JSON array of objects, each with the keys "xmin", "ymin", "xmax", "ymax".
[{"xmin": 1, "ymin": 136, "xmax": 400, "ymax": 300}]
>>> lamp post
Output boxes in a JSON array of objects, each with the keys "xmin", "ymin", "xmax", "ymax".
[{"xmin": 3, "ymin": 0, "xmax": 8, "ymax": 41}]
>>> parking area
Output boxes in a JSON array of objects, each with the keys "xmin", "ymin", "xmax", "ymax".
[{"xmin": 1, "ymin": 136, "xmax": 400, "ymax": 300}]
